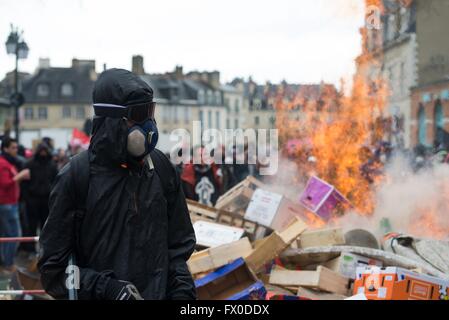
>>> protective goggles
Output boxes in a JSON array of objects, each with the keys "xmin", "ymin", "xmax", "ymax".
[{"xmin": 93, "ymin": 102, "xmax": 156, "ymax": 124}]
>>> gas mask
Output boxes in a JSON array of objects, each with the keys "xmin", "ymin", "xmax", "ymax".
[{"xmin": 127, "ymin": 118, "xmax": 159, "ymax": 158}]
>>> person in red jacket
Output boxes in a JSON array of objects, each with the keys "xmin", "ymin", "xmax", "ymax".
[{"xmin": 0, "ymin": 137, "xmax": 30, "ymax": 273}]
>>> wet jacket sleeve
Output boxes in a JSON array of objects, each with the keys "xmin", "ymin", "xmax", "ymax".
[
  {"xmin": 37, "ymin": 163, "xmax": 114, "ymax": 300},
  {"xmin": 164, "ymin": 160, "xmax": 197, "ymax": 300}
]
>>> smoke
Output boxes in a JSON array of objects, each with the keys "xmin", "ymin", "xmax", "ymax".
[
  {"xmin": 263, "ymin": 155, "xmax": 307, "ymax": 200},
  {"xmin": 335, "ymin": 155, "xmax": 449, "ymax": 240}
]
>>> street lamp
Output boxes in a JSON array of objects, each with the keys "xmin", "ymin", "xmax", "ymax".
[{"xmin": 5, "ymin": 24, "xmax": 29, "ymax": 142}]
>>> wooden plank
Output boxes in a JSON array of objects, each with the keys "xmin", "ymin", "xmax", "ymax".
[
  {"xmin": 188, "ymin": 237, "xmax": 253, "ymax": 274},
  {"xmin": 316, "ymin": 266, "xmax": 350, "ymax": 296},
  {"xmin": 245, "ymin": 218, "xmax": 308, "ymax": 274},
  {"xmin": 269, "ymin": 266, "xmax": 349, "ymax": 296},
  {"xmin": 279, "ymin": 217, "xmax": 309, "ymax": 244},
  {"xmin": 297, "ymin": 227, "xmax": 345, "ymax": 249}
]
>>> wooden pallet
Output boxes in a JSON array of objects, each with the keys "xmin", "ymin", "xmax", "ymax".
[
  {"xmin": 187, "ymin": 199, "xmax": 266, "ymax": 240},
  {"xmin": 269, "ymin": 265, "xmax": 350, "ymax": 296},
  {"xmin": 188, "ymin": 237, "xmax": 253, "ymax": 275},
  {"xmin": 214, "ymin": 176, "xmax": 266, "ymax": 214},
  {"xmin": 245, "ymin": 217, "xmax": 308, "ymax": 274}
]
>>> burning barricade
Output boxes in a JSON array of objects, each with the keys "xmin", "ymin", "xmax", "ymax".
[{"xmin": 187, "ymin": 175, "xmax": 449, "ymax": 301}]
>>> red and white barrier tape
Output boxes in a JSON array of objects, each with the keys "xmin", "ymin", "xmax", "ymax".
[{"xmin": 0, "ymin": 237, "xmax": 39, "ymax": 243}]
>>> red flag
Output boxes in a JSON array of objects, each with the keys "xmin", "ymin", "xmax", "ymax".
[{"xmin": 70, "ymin": 128, "xmax": 90, "ymax": 149}]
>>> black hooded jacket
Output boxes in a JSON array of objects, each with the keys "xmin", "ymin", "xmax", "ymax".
[
  {"xmin": 37, "ymin": 69, "xmax": 197, "ymax": 300},
  {"xmin": 23, "ymin": 143, "xmax": 58, "ymax": 199}
]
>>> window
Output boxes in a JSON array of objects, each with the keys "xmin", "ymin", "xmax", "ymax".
[
  {"xmin": 24, "ymin": 107, "xmax": 34, "ymax": 120},
  {"xmin": 38, "ymin": 106, "xmax": 48, "ymax": 120},
  {"xmin": 207, "ymin": 91, "xmax": 213, "ymax": 105},
  {"xmin": 224, "ymin": 98, "xmax": 230, "ymax": 108},
  {"xmin": 235, "ymin": 99, "xmax": 240, "ymax": 113},
  {"xmin": 62, "ymin": 106, "xmax": 71, "ymax": 118},
  {"xmin": 208, "ymin": 111, "xmax": 212, "ymax": 128},
  {"xmin": 173, "ymin": 106, "xmax": 178, "ymax": 124},
  {"xmin": 37, "ymin": 84, "xmax": 50, "ymax": 97},
  {"xmin": 215, "ymin": 92, "xmax": 221, "ymax": 105},
  {"xmin": 234, "ymin": 119, "xmax": 239, "ymax": 128},
  {"xmin": 61, "ymin": 83, "xmax": 74, "ymax": 97},
  {"xmin": 215, "ymin": 111, "xmax": 220, "ymax": 130},
  {"xmin": 199, "ymin": 110, "xmax": 204, "ymax": 127},
  {"xmin": 76, "ymin": 106, "xmax": 85, "ymax": 119},
  {"xmin": 163, "ymin": 108, "xmax": 170, "ymax": 122},
  {"xmin": 198, "ymin": 90, "xmax": 205, "ymax": 104},
  {"xmin": 226, "ymin": 118, "xmax": 230, "ymax": 129},
  {"xmin": 418, "ymin": 105, "xmax": 427, "ymax": 145},
  {"xmin": 184, "ymin": 107, "xmax": 191, "ymax": 124},
  {"xmin": 254, "ymin": 116, "xmax": 260, "ymax": 125},
  {"xmin": 400, "ymin": 62, "xmax": 405, "ymax": 96}
]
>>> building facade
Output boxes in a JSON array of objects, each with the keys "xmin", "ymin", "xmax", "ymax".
[
  {"xmin": 411, "ymin": 80, "xmax": 449, "ymax": 148},
  {"xmin": 17, "ymin": 58, "xmax": 96, "ymax": 147},
  {"xmin": 358, "ymin": 0, "xmax": 449, "ymax": 149}
]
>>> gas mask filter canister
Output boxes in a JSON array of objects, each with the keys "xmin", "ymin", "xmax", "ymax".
[{"xmin": 127, "ymin": 119, "xmax": 159, "ymax": 158}]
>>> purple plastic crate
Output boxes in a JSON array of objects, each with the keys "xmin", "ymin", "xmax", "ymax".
[{"xmin": 299, "ymin": 176, "xmax": 350, "ymax": 221}]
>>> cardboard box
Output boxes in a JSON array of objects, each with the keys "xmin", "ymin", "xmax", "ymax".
[
  {"xmin": 193, "ymin": 220, "xmax": 245, "ymax": 248},
  {"xmin": 195, "ymin": 258, "xmax": 266, "ymax": 300},
  {"xmin": 188, "ymin": 237, "xmax": 253, "ymax": 275},
  {"xmin": 299, "ymin": 176, "xmax": 351, "ymax": 221},
  {"xmin": 324, "ymin": 252, "xmax": 383, "ymax": 279},
  {"xmin": 245, "ymin": 189, "xmax": 305, "ymax": 231},
  {"xmin": 353, "ymin": 266, "xmax": 449, "ymax": 300},
  {"xmin": 269, "ymin": 266, "xmax": 350, "ymax": 296},
  {"xmin": 245, "ymin": 217, "xmax": 308, "ymax": 274},
  {"xmin": 297, "ymin": 227, "xmax": 345, "ymax": 248}
]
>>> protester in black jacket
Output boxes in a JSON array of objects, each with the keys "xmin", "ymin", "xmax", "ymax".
[
  {"xmin": 21, "ymin": 143, "xmax": 58, "ymax": 254},
  {"xmin": 38, "ymin": 69, "xmax": 196, "ymax": 300}
]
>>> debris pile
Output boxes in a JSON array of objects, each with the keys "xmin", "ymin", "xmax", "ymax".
[{"xmin": 188, "ymin": 176, "xmax": 449, "ymax": 301}]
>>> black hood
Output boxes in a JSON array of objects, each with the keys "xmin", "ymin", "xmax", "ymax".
[
  {"xmin": 89, "ymin": 69, "xmax": 154, "ymax": 168},
  {"xmin": 34, "ymin": 143, "xmax": 52, "ymax": 162},
  {"xmin": 92, "ymin": 68, "xmax": 153, "ymax": 107},
  {"xmin": 89, "ymin": 117, "xmax": 128, "ymax": 168}
]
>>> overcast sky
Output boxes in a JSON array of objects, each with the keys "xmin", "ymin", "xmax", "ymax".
[{"xmin": 1, "ymin": 0, "xmax": 365, "ymax": 86}]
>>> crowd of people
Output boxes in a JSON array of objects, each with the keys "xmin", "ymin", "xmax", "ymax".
[{"xmin": 0, "ymin": 136, "xmax": 78, "ymax": 275}]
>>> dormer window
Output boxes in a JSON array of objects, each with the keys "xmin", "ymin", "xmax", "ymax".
[
  {"xmin": 214, "ymin": 91, "xmax": 221, "ymax": 105},
  {"xmin": 207, "ymin": 90, "xmax": 213, "ymax": 105},
  {"xmin": 61, "ymin": 83, "xmax": 74, "ymax": 97},
  {"xmin": 198, "ymin": 90, "xmax": 205, "ymax": 104},
  {"xmin": 37, "ymin": 83, "xmax": 50, "ymax": 97}
]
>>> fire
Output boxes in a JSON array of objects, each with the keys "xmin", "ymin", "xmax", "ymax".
[
  {"xmin": 275, "ymin": 72, "xmax": 388, "ymax": 215},
  {"xmin": 269, "ymin": 0, "xmax": 448, "ymax": 241}
]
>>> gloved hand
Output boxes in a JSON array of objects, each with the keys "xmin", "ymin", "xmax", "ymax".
[{"xmin": 104, "ymin": 279, "xmax": 144, "ymax": 300}]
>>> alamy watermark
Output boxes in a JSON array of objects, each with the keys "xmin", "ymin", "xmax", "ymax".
[{"xmin": 168, "ymin": 121, "xmax": 279, "ymax": 176}]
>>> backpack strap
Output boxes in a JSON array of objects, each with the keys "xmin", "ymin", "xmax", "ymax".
[
  {"xmin": 148, "ymin": 149, "xmax": 174, "ymax": 197},
  {"xmin": 70, "ymin": 150, "xmax": 90, "ymax": 212},
  {"xmin": 68, "ymin": 150, "xmax": 90, "ymax": 267}
]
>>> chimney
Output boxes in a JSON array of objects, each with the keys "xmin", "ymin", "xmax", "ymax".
[
  {"xmin": 38, "ymin": 58, "xmax": 50, "ymax": 70},
  {"xmin": 72, "ymin": 58, "xmax": 96, "ymax": 70},
  {"xmin": 207, "ymin": 71, "xmax": 220, "ymax": 90},
  {"xmin": 132, "ymin": 55, "xmax": 145, "ymax": 75},
  {"xmin": 175, "ymin": 65, "xmax": 183, "ymax": 80}
]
